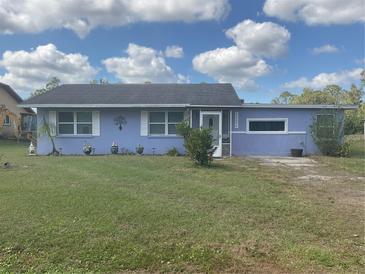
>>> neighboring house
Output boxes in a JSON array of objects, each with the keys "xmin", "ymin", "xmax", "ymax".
[
  {"xmin": 19, "ymin": 83, "xmax": 356, "ymax": 156},
  {"xmin": 0, "ymin": 82, "xmax": 36, "ymax": 139}
]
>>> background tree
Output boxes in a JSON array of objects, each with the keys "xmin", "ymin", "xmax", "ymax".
[
  {"xmin": 271, "ymin": 91, "xmax": 295, "ymax": 104},
  {"xmin": 272, "ymin": 82, "xmax": 364, "ymax": 134},
  {"xmin": 90, "ymin": 79, "xmax": 109, "ymax": 84},
  {"xmin": 31, "ymin": 77, "xmax": 61, "ymax": 97}
]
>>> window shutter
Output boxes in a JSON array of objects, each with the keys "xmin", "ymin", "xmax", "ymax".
[
  {"xmin": 140, "ymin": 111, "xmax": 148, "ymax": 136},
  {"xmin": 234, "ymin": 111, "xmax": 239, "ymax": 129},
  {"xmin": 48, "ymin": 111, "xmax": 57, "ymax": 136},
  {"xmin": 92, "ymin": 111, "xmax": 100, "ymax": 136}
]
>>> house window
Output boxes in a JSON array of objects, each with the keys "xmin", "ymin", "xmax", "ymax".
[
  {"xmin": 58, "ymin": 111, "xmax": 92, "ymax": 135},
  {"xmin": 149, "ymin": 111, "xmax": 184, "ymax": 136},
  {"xmin": 3, "ymin": 115, "xmax": 11, "ymax": 125},
  {"xmin": 316, "ymin": 114, "xmax": 335, "ymax": 138},
  {"xmin": 76, "ymin": 112, "xmax": 92, "ymax": 134},
  {"xmin": 247, "ymin": 118, "xmax": 288, "ymax": 133}
]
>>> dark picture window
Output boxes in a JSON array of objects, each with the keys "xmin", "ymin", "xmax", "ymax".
[{"xmin": 248, "ymin": 120, "xmax": 286, "ymax": 132}]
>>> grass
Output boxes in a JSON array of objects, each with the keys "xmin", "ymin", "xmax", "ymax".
[
  {"xmin": 0, "ymin": 139, "xmax": 364, "ymax": 273},
  {"xmin": 314, "ymin": 134, "xmax": 365, "ymax": 175}
]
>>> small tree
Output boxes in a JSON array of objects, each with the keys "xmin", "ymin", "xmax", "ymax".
[
  {"xmin": 31, "ymin": 77, "xmax": 61, "ymax": 97},
  {"xmin": 311, "ymin": 109, "xmax": 344, "ymax": 156},
  {"xmin": 38, "ymin": 116, "xmax": 59, "ymax": 155},
  {"xmin": 176, "ymin": 121, "xmax": 213, "ymax": 166}
]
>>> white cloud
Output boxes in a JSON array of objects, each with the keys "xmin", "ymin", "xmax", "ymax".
[
  {"xmin": 283, "ymin": 68, "xmax": 363, "ymax": 89},
  {"xmin": 103, "ymin": 43, "xmax": 188, "ymax": 83},
  {"xmin": 193, "ymin": 20, "xmax": 289, "ymax": 89},
  {"xmin": 263, "ymin": 0, "xmax": 365, "ymax": 25},
  {"xmin": 0, "ymin": 0, "xmax": 230, "ymax": 38},
  {"xmin": 193, "ymin": 46, "xmax": 271, "ymax": 89},
  {"xmin": 225, "ymin": 19, "xmax": 290, "ymax": 58},
  {"xmin": 312, "ymin": 44, "xmax": 339, "ymax": 54},
  {"xmin": 164, "ymin": 46, "xmax": 184, "ymax": 58},
  {"xmin": 0, "ymin": 44, "xmax": 97, "ymax": 96}
]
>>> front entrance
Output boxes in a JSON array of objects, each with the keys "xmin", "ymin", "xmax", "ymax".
[{"xmin": 200, "ymin": 111, "xmax": 222, "ymax": 157}]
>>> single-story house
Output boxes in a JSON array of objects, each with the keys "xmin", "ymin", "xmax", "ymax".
[
  {"xmin": 19, "ymin": 83, "xmax": 356, "ymax": 156},
  {"xmin": 0, "ymin": 82, "xmax": 36, "ymax": 139}
]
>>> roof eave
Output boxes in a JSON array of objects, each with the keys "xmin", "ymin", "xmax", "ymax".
[
  {"xmin": 18, "ymin": 103, "xmax": 190, "ymax": 108},
  {"xmin": 242, "ymin": 104, "xmax": 358, "ymax": 110}
]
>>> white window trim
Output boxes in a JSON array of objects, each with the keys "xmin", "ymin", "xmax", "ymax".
[
  {"xmin": 148, "ymin": 111, "xmax": 184, "ymax": 136},
  {"xmin": 246, "ymin": 118, "xmax": 288, "ymax": 134},
  {"xmin": 3, "ymin": 115, "xmax": 11, "ymax": 126},
  {"xmin": 58, "ymin": 111, "xmax": 93, "ymax": 136}
]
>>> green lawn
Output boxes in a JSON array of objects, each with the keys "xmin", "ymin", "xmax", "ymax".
[
  {"xmin": 314, "ymin": 135, "xmax": 365, "ymax": 175},
  {"xmin": 0, "ymin": 139, "xmax": 364, "ymax": 273}
]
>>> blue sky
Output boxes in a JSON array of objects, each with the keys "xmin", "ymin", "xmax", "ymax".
[{"xmin": 0, "ymin": 0, "xmax": 364, "ymax": 102}]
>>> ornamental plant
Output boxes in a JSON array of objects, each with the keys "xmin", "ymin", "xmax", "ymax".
[{"xmin": 176, "ymin": 121, "xmax": 213, "ymax": 166}]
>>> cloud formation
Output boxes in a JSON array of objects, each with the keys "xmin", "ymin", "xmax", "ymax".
[
  {"xmin": 263, "ymin": 0, "xmax": 365, "ymax": 25},
  {"xmin": 312, "ymin": 44, "xmax": 339, "ymax": 54},
  {"xmin": 193, "ymin": 20, "xmax": 290, "ymax": 89},
  {"xmin": 103, "ymin": 43, "xmax": 188, "ymax": 83},
  {"xmin": 283, "ymin": 68, "xmax": 363, "ymax": 89},
  {"xmin": 0, "ymin": 44, "xmax": 97, "ymax": 96},
  {"xmin": 164, "ymin": 46, "xmax": 184, "ymax": 58},
  {"xmin": 225, "ymin": 20, "xmax": 290, "ymax": 58},
  {"xmin": 0, "ymin": 0, "xmax": 230, "ymax": 38}
]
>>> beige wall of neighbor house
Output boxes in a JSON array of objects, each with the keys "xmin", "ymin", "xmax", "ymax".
[{"xmin": 0, "ymin": 83, "xmax": 34, "ymax": 138}]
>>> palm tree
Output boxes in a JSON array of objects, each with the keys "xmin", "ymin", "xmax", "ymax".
[{"xmin": 38, "ymin": 115, "xmax": 59, "ymax": 155}]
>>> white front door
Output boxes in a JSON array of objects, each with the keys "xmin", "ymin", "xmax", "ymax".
[{"xmin": 200, "ymin": 111, "xmax": 222, "ymax": 157}]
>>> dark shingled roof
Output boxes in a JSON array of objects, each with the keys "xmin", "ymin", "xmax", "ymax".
[{"xmin": 21, "ymin": 83, "xmax": 242, "ymax": 106}]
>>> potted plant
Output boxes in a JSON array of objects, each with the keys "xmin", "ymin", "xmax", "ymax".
[
  {"xmin": 290, "ymin": 141, "xmax": 304, "ymax": 157},
  {"xmin": 136, "ymin": 144, "xmax": 144, "ymax": 155},
  {"xmin": 83, "ymin": 142, "xmax": 93, "ymax": 155},
  {"xmin": 111, "ymin": 141, "xmax": 118, "ymax": 154}
]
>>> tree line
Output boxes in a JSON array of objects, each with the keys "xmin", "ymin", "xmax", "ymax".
[{"xmin": 272, "ymin": 83, "xmax": 364, "ymax": 135}]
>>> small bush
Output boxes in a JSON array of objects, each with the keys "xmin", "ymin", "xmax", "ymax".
[
  {"xmin": 166, "ymin": 147, "xmax": 180, "ymax": 157},
  {"xmin": 311, "ymin": 110, "xmax": 344, "ymax": 156},
  {"xmin": 176, "ymin": 122, "xmax": 213, "ymax": 166},
  {"xmin": 336, "ymin": 142, "xmax": 351, "ymax": 157}
]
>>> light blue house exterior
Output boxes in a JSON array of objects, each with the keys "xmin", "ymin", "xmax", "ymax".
[{"xmin": 20, "ymin": 84, "xmax": 355, "ymax": 157}]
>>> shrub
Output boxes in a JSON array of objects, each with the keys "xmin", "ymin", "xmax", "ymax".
[
  {"xmin": 166, "ymin": 147, "xmax": 180, "ymax": 157},
  {"xmin": 311, "ymin": 109, "xmax": 344, "ymax": 156},
  {"xmin": 176, "ymin": 121, "xmax": 213, "ymax": 166},
  {"xmin": 336, "ymin": 142, "xmax": 351, "ymax": 157}
]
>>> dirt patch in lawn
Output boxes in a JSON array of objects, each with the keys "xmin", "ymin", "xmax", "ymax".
[
  {"xmin": 250, "ymin": 156, "xmax": 365, "ymax": 208},
  {"xmin": 253, "ymin": 156, "xmax": 318, "ymax": 169}
]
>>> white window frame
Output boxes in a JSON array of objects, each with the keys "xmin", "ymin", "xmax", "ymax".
[
  {"xmin": 148, "ymin": 111, "xmax": 184, "ymax": 136},
  {"xmin": 3, "ymin": 115, "xmax": 11, "ymax": 126},
  {"xmin": 57, "ymin": 111, "xmax": 93, "ymax": 136},
  {"xmin": 246, "ymin": 118, "xmax": 288, "ymax": 134}
]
